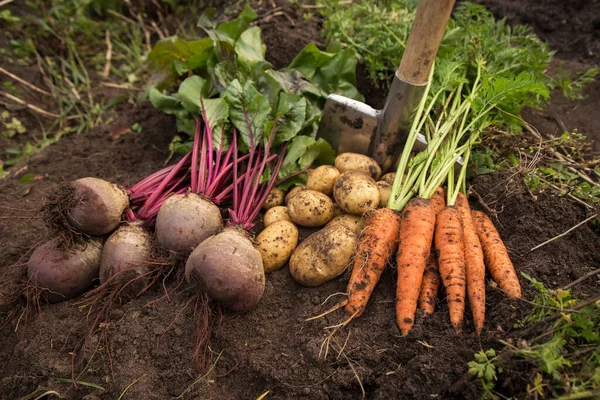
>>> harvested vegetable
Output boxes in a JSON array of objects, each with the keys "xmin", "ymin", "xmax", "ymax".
[
  {"xmin": 289, "ymin": 225, "xmax": 357, "ymax": 287},
  {"xmin": 44, "ymin": 177, "xmax": 129, "ymax": 236},
  {"xmin": 345, "ymin": 208, "xmax": 401, "ymax": 317},
  {"xmin": 27, "ymin": 237, "xmax": 103, "ymax": 303},
  {"xmin": 256, "ymin": 221, "xmax": 299, "ymax": 273},
  {"xmin": 472, "ymin": 211, "xmax": 522, "ymax": 299},
  {"xmin": 307, "ymin": 165, "xmax": 340, "ymax": 196},
  {"xmin": 376, "ymin": 180, "xmax": 392, "ymax": 208},
  {"xmin": 263, "ymin": 206, "xmax": 291, "ymax": 227},
  {"xmin": 418, "ymin": 253, "xmax": 441, "ymax": 316},
  {"xmin": 99, "ymin": 223, "xmax": 153, "ymax": 295},
  {"xmin": 285, "ymin": 186, "xmax": 307, "ymax": 204},
  {"xmin": 334, "ymin": 152, "xmax": 382, "ymax": 180},
  {"xmin": 287, "ymin": 190, "xmax": 335, "ymax": 228},
  {"xmin": 455, "ymin": 192, "xmax": 486, "ymax": 335},
  {"xmin": 325, "ymin": 214, "xmax": 364, "ymax": 236},
  {"xmin": 262, "ymin": 188, "xmax": 285, "ymax": 210},
  {"xmin": 333, "ymin": 171, "xmax": 380, "ymax": 215}
]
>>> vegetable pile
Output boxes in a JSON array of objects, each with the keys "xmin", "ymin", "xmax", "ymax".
[{"xmin": 20, "ymin": 1, "xmax": 592, "ymax": 379}]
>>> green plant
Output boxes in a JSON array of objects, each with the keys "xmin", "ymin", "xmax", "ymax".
[
  {"xmin": 470, "ymin": 275, "xmax": 600, "ymax": 399},
  {"xmin": 0, "ymin": 111, "xmax": 27, "ymax": 138},
  {"xmin": 468, "ymin": 349, "xmax": 503, "ymax": 399}
]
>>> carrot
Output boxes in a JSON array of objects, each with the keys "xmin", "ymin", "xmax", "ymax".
[
  {"xmin": 418, "ymin": 253, "xmax": 441, "ymax": 315},
  {"xmin": 455, "ymin": 193, "xmax": 486, "ymax": 335},
  {"xmin": 435, "ymin": 206, "xmax": 466, "ymax": 333},
  {"xmin": 396, "ymin": 197, "xmax": 436, "ymax": 335},
  {"xmin": 471, "ymin": 211, "xmax": 521, "ymax": 299},
  {"xmin": 417, "ymin": 187, "xmax": 445, "ymax": 315},
  {"xmin": 345, "ymin": 208, "xmax": 402, "ymax": 317},
  {"xmin": 429, "ymin": 186, "xmax": 446, "ymax": 215}
]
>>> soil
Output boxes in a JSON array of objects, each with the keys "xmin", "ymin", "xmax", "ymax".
[{"xmin": 1, "ymin": 1, "xmax": 599, "ymax": 400}]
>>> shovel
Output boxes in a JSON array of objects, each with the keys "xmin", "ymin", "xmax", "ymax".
[{"xmin": 317, "ymin": 0, "xmax": 457, "ymax": 172}]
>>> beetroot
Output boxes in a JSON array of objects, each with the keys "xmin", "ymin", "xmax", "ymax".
[
  {"xmin": 185, "ymin": 227, "xmax": 264, "ymax": 312},
  {"xmin": 27, "ymin": 237, "xmax": 103, "ymax": 303},
  {"xmin": 45, "ymin": 177, "xmax": 129, "ymax": 236},
  {"xmin": 99, "ymin": 223, "xmax": 153, "ymax": 288},
  {"xmin": 155, "ymin": 193, "xmax": 223, "ymax": 253}
]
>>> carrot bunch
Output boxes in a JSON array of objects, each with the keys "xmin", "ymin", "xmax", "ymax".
[{"xmin": 338, "ymin": 62, "xmax": 522, "ymax": 336}]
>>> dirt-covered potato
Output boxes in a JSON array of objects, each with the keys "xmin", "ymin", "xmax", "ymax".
[
  {"xmin": 381, "ymin": 172, "xmax": 396, "ymax": 185},
  {"xmin": 256, "ymin": 221, "xmax": 299, "ymax": 273},
  {"xmin": 334, "ymin": 153, "xmax": 382, "ymax": 181},
  {"xmin": 326, "ymin": 214, "xmax": 364, "ymax": 236},
  {"xmin": 262, "ymin": 188, "xmax": 285, "ymax": 210},
  {"xmin": 377, "ymin": 180, "xmax": 392, "ymax": 207},
  {"xmin": 287, "ymin": 190, "xmax": 335, "ymax": 227},
  {"xmin": 306, "ymin": 165, "xmax": 340, "ymax": 196},
  {"xmin": 285, "ymin": 186, "xmax": 307, "ymax": 204},
  {"xmin": 333, "ymin": 171, "xmax": 380, "ymax": 215},
  {"xmin": 289, "ymin": 225, "xmax": 357, "ymax": 287},
  {"xmin": 263, "ymin": 206, "xmax": 291, "ymax": 227}
]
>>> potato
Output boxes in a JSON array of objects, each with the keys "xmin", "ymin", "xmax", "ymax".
[
  {"xmin": 326, "ymin": 214, "xmax": 364, "ymax": 236},
  {"xmin": 287, "ymin": 190, "xmax": 335, "ymax": 227},
  {"xmin": 285, "ymin": 185, "xmax": 307, "ymax": 205},
  {"xmin": 377, "ymin": 180, "xmax": 392, "ymax": 207},
  {"xmin": 256, "ymin": 221, "xmax": 299, "ymax": 273},
  {"xmin": 306, "ymin": 165, "xmax": 340, "ymax": 196},
  {"xmin": 333, "ymin": 171, "xmax": 380, "ymax": 215},
  {"xmin": 334, "ymin": 152, "xmax": 382, "ymax": 181},
  {"xmin": 289, "ymin": 225, "xmax": 357, "ymax": 287},
  {"xmin": 381, "ymin": 172, "xmax": 396, "ymax": 185},
  {"xmin": 263, "ymin": 206, "xmax": 291, "ymax": 227},
  {"xmin": 262, "ymin": 188, "xmax": 285, "ymax": 210}
]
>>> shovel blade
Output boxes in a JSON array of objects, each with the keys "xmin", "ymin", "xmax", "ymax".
[{"xmin": 316, "ymin": 94, "xmax": 378, "ymax": 156}]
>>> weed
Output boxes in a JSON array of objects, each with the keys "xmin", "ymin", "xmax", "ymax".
[
  {"xmin": 0, "ymin": 111, "xmax": 27, "ymax": 138},
  {"xmin": 469, "ymin": 276, "xmax": 600, "ymax": 398}
]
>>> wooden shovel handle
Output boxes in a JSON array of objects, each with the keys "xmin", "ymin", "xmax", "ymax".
[{"xmin": 397, "ymin": 0, "xmax": 456, "ymax": 85}]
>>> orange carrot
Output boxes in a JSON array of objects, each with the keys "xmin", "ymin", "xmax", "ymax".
[
  {"xmin": 435, "ymin": 206, "xmax": 466, "ymax": 333},
  {"xmin": 429, "ymin": 186, "xmax": 446, "ymax": 215},
  {"xmin": 472, "ymin": 211, "xmax": 521, "ymax": 299},
  {"xmin": 345, "ymin": 208, "xmax": 402, "ymax": 317},
  {"xmin": 418, "ymin": 253, "xmax": 441, "ymax": 315},
  {"xmin": 396, "ymin": 198, "xmax": 436, "ymax": 335},
  {"xmin": 455, "ymin": 193, "xmax": 486, "ymax": 335},
  {"xmin": 418, "ymin": 187, "xmax": 445, "ymax": 315}
]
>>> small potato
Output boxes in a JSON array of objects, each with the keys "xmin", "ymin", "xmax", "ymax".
[
  {"xmin": 306, "ymin": 165, "xmax": 340, "ymax": 196},
  {"xmin": 333, "ymin": 171, "xmax": 380, "ymax": 215},
  {"xmin": 262, "ymin": 188, "xmax": 285, "ymax": 210},
  {"xmin": 287, "ymin": 190, "xmax": 335, "ymax": 227},
  {"xmin": 334, "ymin": 152, "xmax": 382, "ymax": 181},
  {"xmin": 377, "ymin": 181, "xmax": 392, "ymax": 207},
  {"xmin": 289, "ymin": 225, "xmax": 357, "ymax": 287},
  {"xmin": 326, "ymin": 214, "xmax": 364, "ymax": 236},
  {"xmin": 285, "ymin": 186, "xmax": 307, "ymax": 205},
  {"xmin": 257, "ymin": 221, "xmax": 299, "ymax": 273},
  {"xmin": 263, "ymin": 206, "xmax": 291, "ymax": 227},
  {"xmin": 381, "ymin": 172, "xmax": 396, "ymax": 185}
]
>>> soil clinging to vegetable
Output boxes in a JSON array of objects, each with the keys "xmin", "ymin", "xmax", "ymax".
[{"xmin": 1, "ymin": 1, "xmax": 599, "ymax": 399}]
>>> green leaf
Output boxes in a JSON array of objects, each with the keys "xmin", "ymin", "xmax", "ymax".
[
  {"xmin": 279, "ymin": 136, "xmax": 335, "ymax": 182},
  {"xmin": 149, "ymin": 88, "xmax": 182, "ymax": 114},
  {"xmin": 273, "ymin": 92, "xmax": 307, "ymax": 145},
  {"xmin": 178, "ymin": 76, "xmax": 207, "ymax": 115},
  {"xmin": 217, "ymin": 6, "xmax": 257, "ymax": 41},
  {"xmin": 234, "ymin": 26, "xmax": 267, "ymax": 67},
  {"xmin": 288, "ymin": 43, "xmax": 363, "ymax": 101},
  {"xmin": 201, "ymin": 98, "xmax": 229, "ymax": 149},
  {"xmin": 223, "ymin": 79, "xmax": 271, "ymax": 149},
  {"xmin": 148, "ymin": 37, "xmax": 213, "ymax": 89}
]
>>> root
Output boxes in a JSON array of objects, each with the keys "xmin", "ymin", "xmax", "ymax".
[
  {"xmin": 192, "ymin": 292, "xmax": 222, "ymax": 374},
  {"xmin": 40, "ymin": 183, "xmax": 85, "ymax": 245},
  {"xmin": 306, "ymin": 298, "xmax": 348, "ymax": 321}
]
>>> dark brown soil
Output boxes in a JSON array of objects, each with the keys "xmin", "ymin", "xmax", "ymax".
[{"xmin": 1, "ymin": 1, "xmax": 599, "ymax": 400}]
